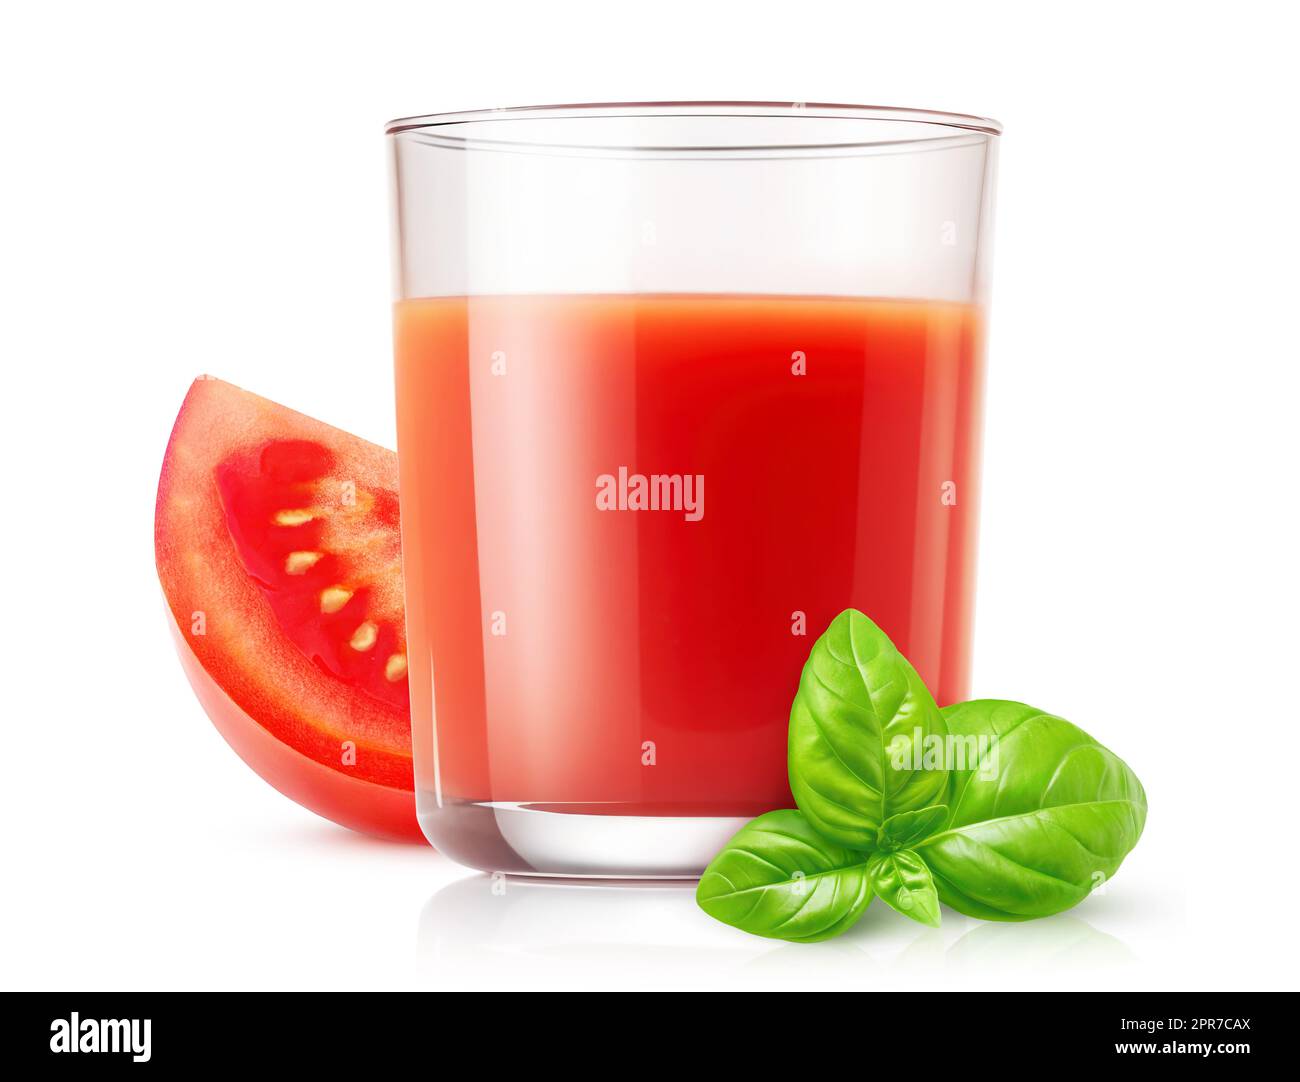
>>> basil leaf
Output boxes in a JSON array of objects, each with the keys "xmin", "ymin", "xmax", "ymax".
[
  {"xmin": 867, "ymin": 849, "xmax": 942, "ymax": 927},
  {"xmin": 877, "ymin": 804, "xmax": 948, "ymax": 851},
  {"xmin": 696, "ymin": 809, "xmax": 872, "ymax": 942},
  {"xmin": 788, "ymin": 609, "xmax": 949, "ymax": 848},
  {"xmin": 915, "ymin": 700, "xmax": 1147, "ymax": 921}
]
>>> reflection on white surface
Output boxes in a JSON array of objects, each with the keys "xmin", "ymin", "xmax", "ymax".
[{"xmin": 416, "ymin": 873, "xmax": 1137, "ymax": 991}]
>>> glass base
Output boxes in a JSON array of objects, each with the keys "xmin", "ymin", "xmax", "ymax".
[{"xmin": 418, "ymin": 799, "xmax": 751, "ymax": 879}]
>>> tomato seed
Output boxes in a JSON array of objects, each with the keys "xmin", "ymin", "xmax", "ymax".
[
  {"xmin": 320, "ymin": 586, "xmax": 353, "ymax": 613},
  {"xmin": 284, "ymin": 551, "xmax": 323, "ymax": 575},
  {"xmin": 273, "ymin": 508, "xmax": 316, "ymax": 526},
  {"xmin": 349, "ymin": 622, "xmax": 378, "ymax": 651}
]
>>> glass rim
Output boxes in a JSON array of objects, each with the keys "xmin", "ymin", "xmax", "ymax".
[{"xmin": 384, "ymin": 101, "xmax": 1003, "ymax": 150}]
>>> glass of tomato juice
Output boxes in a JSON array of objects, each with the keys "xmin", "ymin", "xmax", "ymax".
[{"xmin": 388, "ymin": 103, "xmax": 1000, "ymax": 877}]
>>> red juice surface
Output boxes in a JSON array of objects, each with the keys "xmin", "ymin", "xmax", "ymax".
[{"xmin": 394, "ymin": 294, "xmax": 985, "ymax": 816}]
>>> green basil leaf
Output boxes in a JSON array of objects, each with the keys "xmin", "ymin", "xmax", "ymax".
[
  {"xmin": 867, "ymin": 849, "xmax": 942, "ymax": 927},
  {"xmin": 877, "ymin": 804, "xmax": 948, "ymax": 850},
  {"xmin": 788, "ymin": 609, "xmax": 949, "ymax": 848},
  {"xmin": 696, "ymin": 809, "xmax": 872, "ymax": 942},
  {"xmin": 915, "ymin": 700, "xmax": 1147, "ymax": 921}
]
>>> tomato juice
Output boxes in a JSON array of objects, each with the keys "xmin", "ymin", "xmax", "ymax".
[{"xmin": 394, "ymin": 294, "xmax": 985, "ymax": 821}]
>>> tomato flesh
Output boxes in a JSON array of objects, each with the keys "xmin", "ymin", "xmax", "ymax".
[
  {"xmin": 216, "ymin": 440, "xmax": 409, "ymax": 713},
  {"xmin": 155, "ymin": 378, "xmax": 420, "ymax": 841}
]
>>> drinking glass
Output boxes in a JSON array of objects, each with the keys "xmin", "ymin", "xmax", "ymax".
[{"xmin": 388, "ymin": 102, "xmax": 1000, "ymax": 876}]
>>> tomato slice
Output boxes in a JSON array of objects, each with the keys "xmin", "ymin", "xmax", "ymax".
[{"xmin": 155, "ymin": 377, "xmax": 419, "ymax": 841}]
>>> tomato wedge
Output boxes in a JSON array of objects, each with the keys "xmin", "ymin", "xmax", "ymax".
[{"xmin": 155, "ymin": 377, "xmax": 420, "ymax": 841}]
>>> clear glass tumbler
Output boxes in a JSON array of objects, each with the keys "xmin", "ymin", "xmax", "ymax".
[{"xmin": 389, "ymin": 102, "xmax": 999, "ymax": 877}]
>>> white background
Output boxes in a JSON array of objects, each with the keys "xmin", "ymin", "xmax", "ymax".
[{"xmin": 1, "ymin": 0, "xmax": 1297, "ymax": 991}]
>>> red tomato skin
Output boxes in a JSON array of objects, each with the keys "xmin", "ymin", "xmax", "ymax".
[{"xmin": 168, "ymin": 611, "xmax": 422, "ymax": 841}]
